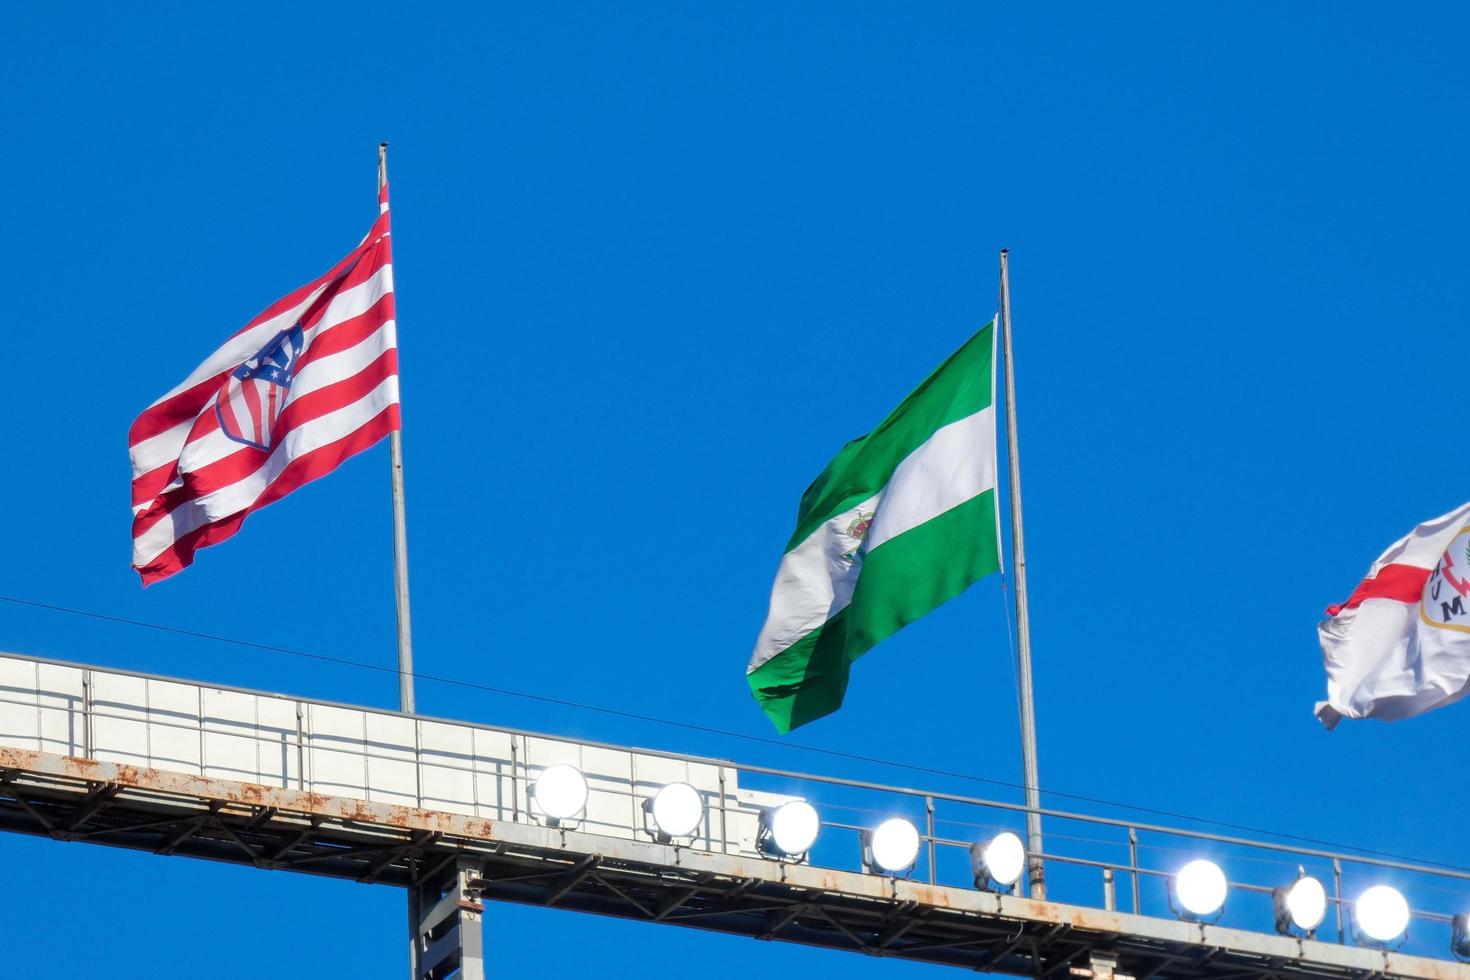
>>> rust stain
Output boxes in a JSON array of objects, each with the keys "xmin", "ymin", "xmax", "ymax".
[
  {"xmin": 3, "ymin": 744, "xmax": 1465, "ymax": 980},
  {"xmin": 1386, "ymin": 955, "xmax": 1470, "ymax": 980},
  {"xmin": 0, "ymin": 747, "xmax": 504, "ymax": 843}
]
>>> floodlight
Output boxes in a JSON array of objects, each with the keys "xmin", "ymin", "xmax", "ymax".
[
  {"xmin": 758, "ymin": 800, "xmax": 820, "ymax": 859},
  {"xmin": 1452, "ymin": 913, "xmax": 1470, "ymax": 960},
  {"xmin": 1353, "ymin": 885, "xmax": 1409, "ymax": 946},
  {"xmin": 531, "ymin": 764, "xmax": 587, "ymax": 824},
  {"xmin": 645, "ymin": 782, "xmax": 703, "ymax": 840},
  {"xmin": 1273, "ymin": 872, "xmax": 1328, "ymax": 935},
  {"xmin": 971, "ymin": 831, "xmax": 1026, "ymax": 891},
  {"xmin": 864, "ymin": 818, "xmax": 921, "ymax": 876},
  {"xmin": 1170, "ymin": 859, "xmax": 1227, "ymax": 920}
]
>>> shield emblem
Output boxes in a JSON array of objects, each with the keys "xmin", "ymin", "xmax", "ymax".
[{"xmin": 215, "ymin": 323, "xmax": 305, "ymax": 451}]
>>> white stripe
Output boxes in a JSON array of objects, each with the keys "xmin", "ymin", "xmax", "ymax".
[
  {"xmin": 865, "ymin": 405, "xmax": 996, "ymax": 552},
  {"xmin": 747, "ymin": 406, "xmax": 997, "ymax": 673},
  {"xmin": 747, "ymin": 495, "xmax": 880, "ymax": 673},
  {"xmin": 132, "ymin": 376, "xmax": 399, "ymax": 566},
  {"xmin": 129, "ymin": 265, "xmax": 393, "ymax": 479}
]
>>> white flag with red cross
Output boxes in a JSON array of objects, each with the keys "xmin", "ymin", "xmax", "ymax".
[{"xmin": 1317, "ymin": 500, "xmax": 1470, "ymax": 727}]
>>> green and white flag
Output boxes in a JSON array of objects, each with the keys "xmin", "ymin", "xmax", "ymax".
[{"xmin": 748, "ymin": 323, "xmax": 1002, "ymax": 732}]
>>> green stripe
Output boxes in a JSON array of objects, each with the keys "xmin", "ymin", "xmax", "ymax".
[
  {"xmin": 750, "ymin": 489, "xmax": 1001, "ymax": 732},
  {"xmin": 787, "ymin": 323, "xmax": 994, "ymax": 551}
]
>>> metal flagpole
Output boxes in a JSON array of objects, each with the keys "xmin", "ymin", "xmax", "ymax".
[
  {"xmin": 998, "ymin": 248, "xmax": 1046, "ymax": 900},
  {"xmin": 379, "ymin": 143, "xmax": 426, "ymax": 980},
  {"xmin": 378, "ymin": 142, "xmax": 417, "ymax": 717}
]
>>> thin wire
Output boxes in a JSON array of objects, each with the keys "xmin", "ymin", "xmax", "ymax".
[{"xmin": 2, "ymin": 592, "xmax": 1466, "ymax": 874}]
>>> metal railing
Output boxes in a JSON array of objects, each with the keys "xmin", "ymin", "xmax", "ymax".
[{"xmin": 0, "ymin": 651, "xmax": 1465, "ymax": 963}]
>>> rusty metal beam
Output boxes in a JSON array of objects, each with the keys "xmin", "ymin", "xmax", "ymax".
[
  {"xmin": 0, "ymin": 747, "xmax": 1464, "ymax": 980},
  {"xmin": 811, "ymin": 905, "xmax": 869, "ymax": 949},
  {"xmin": 1039, "ymin": 942, "xmax": 1095, "ymax": 980},
  {"xmin": 156, "ymin": 803, "xmax": 222, "ymax": 856},
  {"xmin": 873, "ymin": 910, "xmax": 923, "ymax": 950},
  {"xmin": 266, "ymin": 818, "xmax": 318, "ymax": 861},
  {"xmin": 359, "ymin": 831, "xmax": 439, "ymax": 885},
  {"xmin": 544, "ymin": 855, "xmax": 601, "ymax": 906},
  {"xmin": 761, "ymin": 903, "xmax": 809, "ymax": 940},
  {"xmin": 243, "ymin": 806, "xmax": 278, "ymax": 830},
  {"xmin": 653, "ymin": 883, "xmax": 703, "ymax": 921},
  {"xmin": 586, "ymin": 870, "xmax": 659, "ymax": 918},
  {"xmin": 3, "ymin": 790, "xmax": 56, "ymax": 832},
  {"xmin": 211, "ymin": 816, "xmax": 261, "ymax": 861},
  {"xmin": 63, "ymin": 783, "xmax": 120, "ymax": 832}
]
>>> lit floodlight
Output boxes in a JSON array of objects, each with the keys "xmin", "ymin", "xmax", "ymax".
[
  {"xmin": 645, "ymin": 782, "xmax": 703, "ymax": 840},
  {"xmin": 1273, "ymin": 872, "xmax": 1328, "ymax": 935},
  {"xmin": 1353, "ymin": 885, "xmax": 1410, "ymax": 946},
  {"xmin": 971, "ymin": 831, "xmax": 1026, "ymax": 891},
  {"xmin": 758, "ymin": 800, "xmax": 820, "ymax": 859},
  {"xmin": 531, "ymin": 763, "xmax": 588, "ymax": 824},
  {"xmin": 1452, "ymin": 913, "xmax": 1470, "ymax": 961},
  {"xmin": 864, "ymin": 818, "xmax": 921, "ymax": 876},
  {"xmin": 1171, "ymin": 859, "xmax": 1228, "ymax": 920}
]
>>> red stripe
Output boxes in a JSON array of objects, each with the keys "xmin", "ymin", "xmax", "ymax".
[
  {"xmin": 136, "ymin": 404, "xmax": 400, "ymax": 584},
  {"xmin": 1325, "ymin": 563, "xmax": 1432, "ymax": 616},
  {"xmin": 128, "ymin": 370, "xmax": 232, "ymax": 447},
  {"xmin": 130, "ymin": 350, "xmax": 398, "ymax": 538},
  {"xmin": 132, "ymin": 459, "xmax": 180, "ymax": 511},
  {"xmin": 128, "ymin": 219, "xmax": 391, "ymax": 447},
  {"xmin": 241, "ymin": 378, "xmax": 265, "ymax": 445}
]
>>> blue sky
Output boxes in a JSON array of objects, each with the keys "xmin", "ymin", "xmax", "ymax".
[{"xmin": 2, "ymin": 2, "xmax": 1468, "ymax": 976}]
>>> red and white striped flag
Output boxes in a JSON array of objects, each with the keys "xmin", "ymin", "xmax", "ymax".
[{"xmin": 129, "ymin": 185, "xmax": 400, "ymax": 584}]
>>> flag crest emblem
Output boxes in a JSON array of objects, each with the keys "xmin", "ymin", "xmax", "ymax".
[
  {"xmin": 215, "ymin": 323, "xmax": 305, "ymax": 451},
  {"xmin": 1421, "ymin": 527, "xmax": 1470, "ymax": 634}
]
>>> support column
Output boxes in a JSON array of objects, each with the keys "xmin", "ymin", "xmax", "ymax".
[{"xmin": 413, "ymin": 857, "xmax": 485, "ymax": 980}]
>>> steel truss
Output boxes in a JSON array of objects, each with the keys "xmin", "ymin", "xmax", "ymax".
[{"xmin": 1, "ymin": 747, "xmax": 1461, "ymax": 980}]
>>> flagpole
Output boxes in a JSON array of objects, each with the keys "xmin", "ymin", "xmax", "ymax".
[
  {"xmin": 999, "ymin": 248, "xmax": 1045, "ymax": 900},
  {"xmin": 378, "ymin": 142, "xmax": 417, "ymax": 716}
]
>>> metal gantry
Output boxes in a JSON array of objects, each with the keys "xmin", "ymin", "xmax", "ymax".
[{"xmin": 0, "ymin": 650, "xmax": 1465, "ymax": 980}]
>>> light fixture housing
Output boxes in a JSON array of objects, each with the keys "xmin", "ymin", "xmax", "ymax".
[
  {"xmin": 1170, "ymin": 859, "xmax": 1228, "ymax": 921},
  {"xmin": 1452, "ymin": 913, "xmax": 1470, "ymax": 961},
  {"xmin": 863, "ymin": 817, "xmax": 921, "ymax": 876},
  {"xmin": 971, "ymin": 831, "xmax": 1026, "ymax": 892},
  {"xmin": 1353, "ymin": 885, "xmax": 1410, "ymax": 946},
  {"xmin": 1273, "ymin": 872, "xmax": 1328, "ymax": 936},
  {"xmin": 757, "ymin": 800, "xmax": 820, "ymax": 860},
  {"xmin": 531, "ymin": 763, "xmax": 588, "ymax": 826},
  {"xmin": 644, "ymin": 782, "xmax": 703, "ymax": 842}
]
